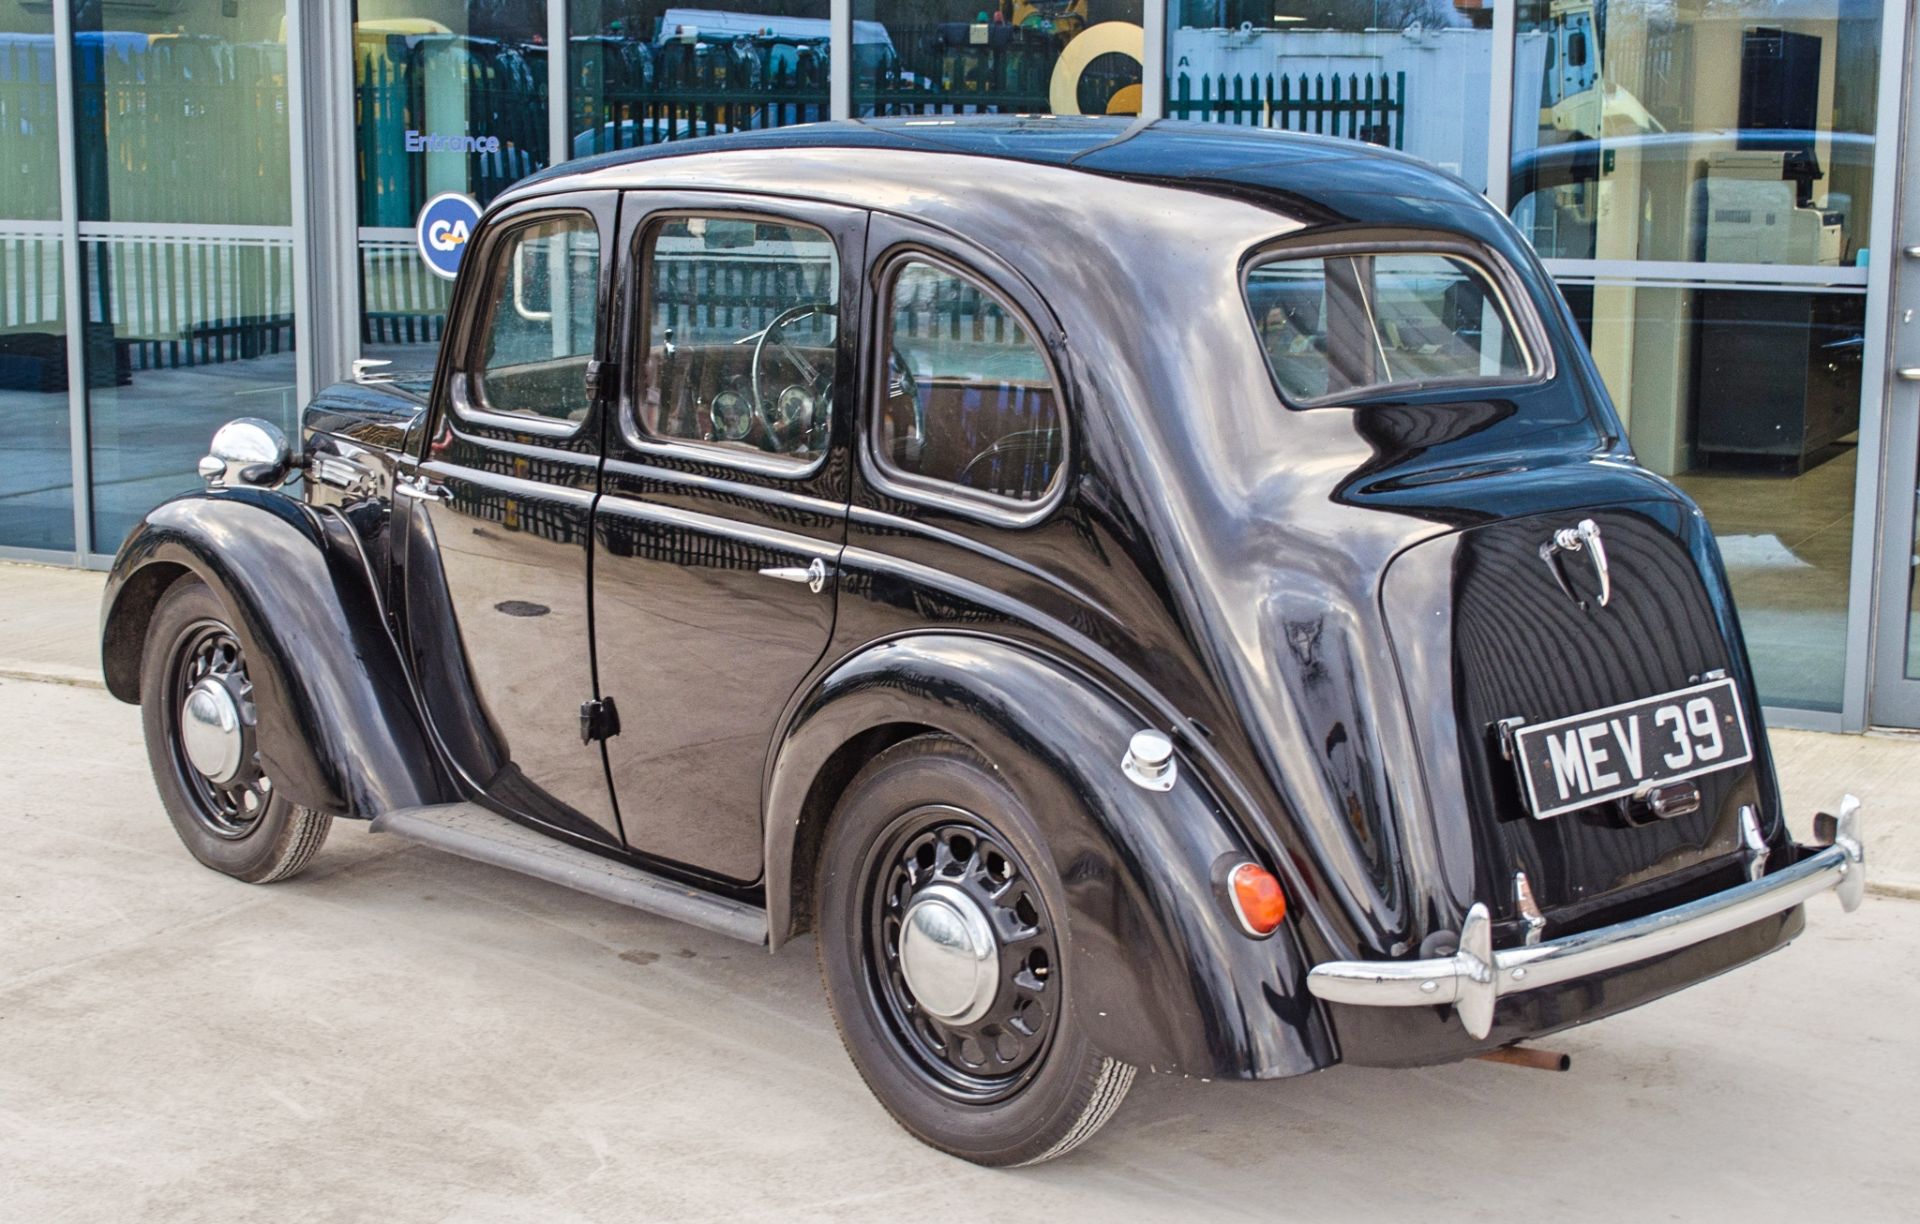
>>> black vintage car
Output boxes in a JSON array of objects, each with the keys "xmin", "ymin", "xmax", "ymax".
[{"xmin": 100, "ymin": 117, "xmax": 1865, "ymax": 1166}]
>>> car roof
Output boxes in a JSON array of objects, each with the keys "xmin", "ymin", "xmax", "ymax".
[{"xmin": 508, "ymin": 116, "xmax": 1500, "ymax": 229}]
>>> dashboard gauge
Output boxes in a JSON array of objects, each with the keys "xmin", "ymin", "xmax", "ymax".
[
  {"xmin": 770, "ymin": 385, "xmax": 814, "ymax": 435},
  {"xmin": 709, "ymin": 391, "xmax": 752, "ymax": 441}
]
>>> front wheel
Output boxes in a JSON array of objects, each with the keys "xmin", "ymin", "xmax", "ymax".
[
  {"xmin": 815, "ymin": 735, "xmax": 1135, "ymax": 1166},
  {"xmin": 139, "ymin": 576, "xmax": 331, "ymax": 883}
]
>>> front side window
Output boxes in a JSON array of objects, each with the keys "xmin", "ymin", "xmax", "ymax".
[
  {"xmin": 876, "ymin": 260, "xmax": 1064, "ymax": 507},
  {"xmin": 637, "ymin": 217, "xmax": 841, "ymax": 467},
  {"xmin": 1246, "ymin": 251, "xmax": 1538, "ymax": 405},
  {"xmin": 473, "ymin": 214, "xmax": 602, "ymax": 422}
]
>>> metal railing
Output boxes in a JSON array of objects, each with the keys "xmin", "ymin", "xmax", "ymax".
[{"xmin": 1170, "ymin": 69, "xmax": 1406, "ymax": 148}]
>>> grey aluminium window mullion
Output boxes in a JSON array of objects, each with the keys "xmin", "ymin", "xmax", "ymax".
[
  {"xmin": 548, "ymin": 0, "xmax": 568, "ymax": 170},
  {"xmin": 1485, "ymin": 0, "xmax": 1517, "ymax": 212},
  {"xmin": 291, "ymin": 0, "xmax": 362, "ymax": 392},
  {"xmin": 830, "ymin": 0, "xmax": 851, "ymax": 121},
  {"xmin": 287, "ymin": 0, "xmax": 316, "ymax": 414},
  {"xmin": 1141, "ymin": 0, "xmax": 1166, "ymax": 118},
  {"xmin": 50, "ymin": 0, "xmax": 90, "ymax": 562}
]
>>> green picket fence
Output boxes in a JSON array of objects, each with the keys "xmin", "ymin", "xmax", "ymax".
[{"xmin": 1170, "ymin": 69, "xmax": 1406, "ymax": 149}]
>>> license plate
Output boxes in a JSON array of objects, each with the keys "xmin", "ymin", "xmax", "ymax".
[{"xmin": 1510, "ymin": 678, "xmax": 1753, "ymax": 820}]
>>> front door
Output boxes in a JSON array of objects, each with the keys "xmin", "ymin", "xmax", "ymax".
[
  {"xmin": 591, "ymin": 194, "xmax": 865, "ymax": 882},
  {"xmin": 398, "ymin": 190, "xmax": 624, "ymax": 845}
]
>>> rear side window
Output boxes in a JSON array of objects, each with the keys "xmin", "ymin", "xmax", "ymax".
[
  {"xmin": 472, "ymin": 213, "xmax": 602, "ymax": 422},
  {"xmin": 875, "ymin": 259, "xmax": 1064, "ymax": 509},
  {"xmin": 1246, "ymin": 251, "xmax": 1539, "ymax": 405}
]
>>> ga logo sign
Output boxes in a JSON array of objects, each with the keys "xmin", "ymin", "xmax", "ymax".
[{"xmin": 416, "ymin": 192, "xmax": 482, "ymax": 282}]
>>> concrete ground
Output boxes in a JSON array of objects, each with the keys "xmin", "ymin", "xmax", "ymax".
[{"xmin": 3, "ymin": 561, "xmax": 1919, "ymax": 1221}]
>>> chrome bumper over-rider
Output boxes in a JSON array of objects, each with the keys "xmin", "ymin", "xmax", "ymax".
[{"xmin": 1306, "ymin": 796, "xmax": 1867, "ymax": 1039}]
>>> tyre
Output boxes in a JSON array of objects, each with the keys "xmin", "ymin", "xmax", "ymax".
[
  {"xmin": 816, "ymin": 734, "xmax": 1135, "ymax": 1166},
  {"xmin": 139, "ymin": 576, "xmax": 331, "ymax": 883}
]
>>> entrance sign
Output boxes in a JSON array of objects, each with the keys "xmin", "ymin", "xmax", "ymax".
[{"xmin": 416, "ymin": 192, "xmax": 482, "ymax": 282}]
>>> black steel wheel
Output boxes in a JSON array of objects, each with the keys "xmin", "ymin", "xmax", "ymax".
[
  {"xmin": 166, "ymin": 620, "xmax": 271, "ymax": 839},
  {"xmin": 865, "ymin": 809, "xmax": 1060, "ymax": 1103},
  {"xmin": 139, "ymin": 576, "xmax": 331, "ymax": 884},
  {"xmin": 816, "ymin": 734, "xmax": 1135, "ymax": 1166}
]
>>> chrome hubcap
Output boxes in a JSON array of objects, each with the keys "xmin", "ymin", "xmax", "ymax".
[
  {"xmin": 169, "ymin": 621, "xmax": 270, "ymax": 840},
  {"xmin": 898, "ymin": 882, "xmax": 999, "ymax": 1026},
  {"xmin": 867, "ymin": 810, "xmax": 1060, "ymax": 1102},
  {"xmin": 180, "ymin": 676, "xmax": 244, "ymax": 784}
]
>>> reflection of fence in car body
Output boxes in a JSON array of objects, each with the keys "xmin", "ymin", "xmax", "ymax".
[
  {"xmin": 1170, "ymin": 70, "xmax": 1405, "ymax": 149},
  {"xmin": 453, "ymin": 463, "xmax": 794, "ymax": 573}
]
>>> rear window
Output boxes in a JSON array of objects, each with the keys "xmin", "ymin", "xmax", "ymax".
[{"xmin": 1245, "ymin": 250, "xmax": 1540, "ymax": 405}]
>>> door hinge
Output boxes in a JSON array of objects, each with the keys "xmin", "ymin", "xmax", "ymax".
[
  {"xmin": 584, "ymin": 359, "xmax": 618, "ymax": 402},
  {"xmin": 580, "ymin": 696, "xmax": 622, "ymax": 744}
]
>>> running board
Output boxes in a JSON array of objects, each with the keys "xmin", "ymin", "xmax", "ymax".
[{"xmin": 369, "ymin": 802, "xmax": 767, "ymax": 945}]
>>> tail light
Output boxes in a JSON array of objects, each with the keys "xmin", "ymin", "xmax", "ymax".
[{"xmin": 1228, "ymin": 861, "xmax": 1287, "ymax": 937}]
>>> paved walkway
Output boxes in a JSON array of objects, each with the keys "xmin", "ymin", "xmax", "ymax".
[
  {"xmin": 4, "ymin": 558, "xmax": 1914, "ymax": 895},
  {"xmin": 0, "ymin": 674, "xmax": 1912, "ymax": 1222}
]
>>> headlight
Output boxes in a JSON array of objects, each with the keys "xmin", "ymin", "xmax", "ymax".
[{"xmin": 198, "ymin": 418, "xmax": 294, "ymax": 489}]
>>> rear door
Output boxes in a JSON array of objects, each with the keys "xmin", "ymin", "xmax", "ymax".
[{"xmin": 591, "ymin": 193, "xmax": 865, "ymax": 882}]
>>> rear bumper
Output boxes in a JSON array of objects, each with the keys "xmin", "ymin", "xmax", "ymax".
[{"xmin": 1306, "ymin": 796, "xmax": 1865, "ymax": 1040}]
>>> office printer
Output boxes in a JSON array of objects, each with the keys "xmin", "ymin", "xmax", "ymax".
[{"xmin": 1701, "ymin": 149, "xmax": 1845, "ymax": 265}]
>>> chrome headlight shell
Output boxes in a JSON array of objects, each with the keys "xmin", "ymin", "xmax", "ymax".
[{"xmin": 199, "ymin": 418, "xmax": 294, "ymax": 489}]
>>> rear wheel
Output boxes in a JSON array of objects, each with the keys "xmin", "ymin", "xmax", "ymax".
[
  {"xmin": 139, "ymin": 576, "xmax": 330, "ymax": 883},
  {"xmin": 815, "ymin": 735, "xmax": 1135, "ymax": 1166}
]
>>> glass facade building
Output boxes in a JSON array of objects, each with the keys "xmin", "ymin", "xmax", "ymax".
[{"xmin": 1, "ymin": 0, "xmax": 1915, "ymax": 730}]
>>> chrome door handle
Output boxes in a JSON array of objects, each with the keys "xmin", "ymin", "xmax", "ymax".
[
  {"xmin": 396, "ymin": 473, "xmax": 454, "ymax": 502},
  {"xmin": 1903, "ymin": 246, "xmax": 1920, "ymax": 258},
  {"xmin": 1899, "ymin": 368, "xmax": 1920, "ymax": 382},
  {"xmin": 759, "ymin": 556, "xmax": 831, "ymax": 594}
]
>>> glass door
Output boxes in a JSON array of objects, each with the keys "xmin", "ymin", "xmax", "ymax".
[{"xmin": 1870, "ymin": 23, "xmax": 1920, "ymax": 726}]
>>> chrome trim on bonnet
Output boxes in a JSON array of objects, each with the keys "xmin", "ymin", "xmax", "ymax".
[{"xmin": 1307, "ymin": 796, "xmax": 1865, "ymax": 1039}]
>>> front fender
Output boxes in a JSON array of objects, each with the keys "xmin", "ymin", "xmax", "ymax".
[
  {"xmin": 101, "ymin": 489, "xmax": 447, "ymax": 818},
  {"xmin": 765, "ymin": 634, "xmax": 1339, "ymax": 1080}
]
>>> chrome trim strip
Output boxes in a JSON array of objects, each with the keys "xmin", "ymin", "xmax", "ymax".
[{"xmin": 1307, "ymin": 797, "xmax": 1865, "ymax": 1039}]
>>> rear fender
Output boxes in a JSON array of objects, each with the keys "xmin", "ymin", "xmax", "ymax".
[
  {"xmin": 100, "ymin": 489, "xmax": 447, "ymax": 818},
  {"xmin": 765, "ymin": 634, "xmax": 1338, "ymax": 1079}
]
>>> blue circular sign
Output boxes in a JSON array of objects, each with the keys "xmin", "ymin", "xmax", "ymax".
[{"xmin": 416, "ymin": 192, "xmax": 482, "ymax": 282}]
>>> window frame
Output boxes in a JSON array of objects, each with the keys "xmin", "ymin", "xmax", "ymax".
[
  {"xmin": 454, "ymin": 206, "xmax": 607, "ymax": 435},
  {"xmin": 1239, "ymin": 235, "xmax": 1557, "ymax": 410},
  {"xmin": 864, "ymin": 246, "xmax": 1072, "ymax": 526},
  {"xmin": 621, "ymin": 208, "xmax": 847, "ymax": 480}
]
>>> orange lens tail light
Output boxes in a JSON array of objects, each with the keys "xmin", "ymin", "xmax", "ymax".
[{"xmin": 1229, "ymin": 862, "xmax": 1287, "ymax": 937}]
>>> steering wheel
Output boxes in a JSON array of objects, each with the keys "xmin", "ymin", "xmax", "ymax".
[
  {"xmin": 955, "ymin": 428, "xmax": 1061, "ymax": 496},
  {"xmin": 750, "ymin": 303, "xmax": 835, "ymax": 447}
]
